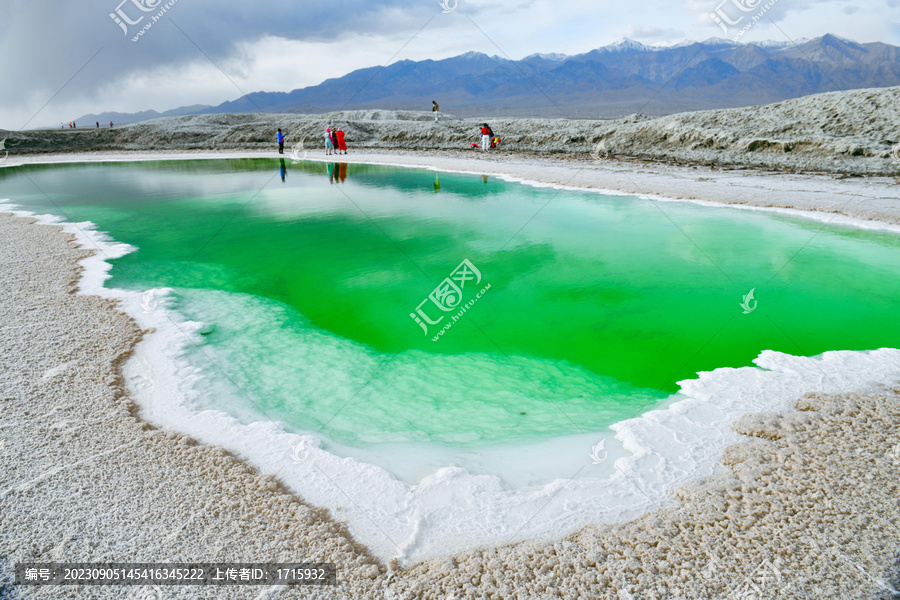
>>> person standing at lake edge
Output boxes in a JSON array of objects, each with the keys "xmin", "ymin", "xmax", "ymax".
[
  {"xmin": 336, "ymin": 128, "xmax": 347, "ymax": 155},
  {"xmin": 277, "ymin": 129, "xmax": 284, "ymax": 154},
  {"xmin": 480, "ymin": 123, "xmax": 491, "ymax": 151},
  {"xmin": 330, "ymin": 127, "xmax": 339, "ymax": 151},
  {"xmin": 325, "ymin": 128, "xmax": 335, "ymax": 156}
]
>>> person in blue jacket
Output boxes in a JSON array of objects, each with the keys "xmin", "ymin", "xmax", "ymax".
[{"xmin": 277, "ymin": 129, "xmax": 284, "ymax": 154}]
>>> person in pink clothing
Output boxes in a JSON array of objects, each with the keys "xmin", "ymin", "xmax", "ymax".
[
  {"xmin": 325, "ymin": 127, "xmax": 335, "ymax": 155},
  {"xmin": 336, "ymin": 128, "xmax": 347, "ymax": 154}
]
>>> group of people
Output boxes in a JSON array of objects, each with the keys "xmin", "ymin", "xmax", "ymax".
[
  {"xmin": 276, "ymin": 126, "xmax": 348, "ymax": 155},
  {"xmin": 275, "ymin": 117, "xmax": 500, "ymax": 156},
  {"xmin": 325, "ymin": 127, "xmax": 347, "ymax": 155},
  {"xmin": 63, "ymin": 121, "xmax": 113, "ymax": 129},
  {"xmin": 475, "ymin": 123, "xmax": 500, "ymax": 150}
]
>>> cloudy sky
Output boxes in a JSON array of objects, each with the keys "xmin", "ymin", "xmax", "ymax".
[{"xmin": 1, "ymin": 0, "xmax": 897, "ymax": 130}]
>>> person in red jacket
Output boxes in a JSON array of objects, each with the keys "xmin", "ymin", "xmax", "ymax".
[
  {"xmin": 480, "ymin": 123, "xmax": 492, "ymax": 151},
  {"xmin": 336, "ymin": 128, "xmax": 347, "ymax": 154}
]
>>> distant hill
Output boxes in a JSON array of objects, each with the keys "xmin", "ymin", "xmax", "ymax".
[
  {"xmin": 77, "ymin": 35, "xmax": 900, "ymax": 123},
  {"xmin": 73, "ymin": 104, "xmax": 212, "ymax": 127},
  {"xmin": 16, "ymin": 86, "xmax": 899, "ymax": 177}
]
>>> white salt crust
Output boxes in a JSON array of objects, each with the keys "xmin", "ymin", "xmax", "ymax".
[{"xmin": 3, "ymin": 195, "xmax": 897, "ymax": 565}]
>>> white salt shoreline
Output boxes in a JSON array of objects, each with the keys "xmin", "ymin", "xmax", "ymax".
[
  {"xmin": 2, "ymin": 150, "xmax": 899, "ymax": 568},
  {"xmin": 2, "ymin": 153, "xmax": 899, "ymax": 599}
]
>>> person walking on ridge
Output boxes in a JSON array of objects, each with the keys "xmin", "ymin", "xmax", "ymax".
[{"xmin": 277, "ymin": 128, "xmax": 285, "ymax": 154}]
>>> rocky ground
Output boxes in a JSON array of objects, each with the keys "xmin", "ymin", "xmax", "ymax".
[{"xmin": 3, "ymin": 86, "xmax": 899, "ymax": 176}]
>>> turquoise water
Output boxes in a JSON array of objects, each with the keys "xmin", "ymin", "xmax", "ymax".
[{"xmin": 2, "ymin": 159, "xmax": 899, "ymax": 460}]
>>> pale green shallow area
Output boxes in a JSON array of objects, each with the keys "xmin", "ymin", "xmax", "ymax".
[{"xmin": 2, "ymin": 159, "xmax": 899, "ymax": 455}]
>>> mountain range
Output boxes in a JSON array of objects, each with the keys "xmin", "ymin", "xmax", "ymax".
[{"xmin": 75, "ymin": 34, "xmax": 900, "ymax": 124}]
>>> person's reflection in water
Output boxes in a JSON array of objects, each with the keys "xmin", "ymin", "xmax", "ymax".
[
  {"xmin": 327, "ymin": 162, "xmax": 336, "ymax": 184},
  {"xmin": 280, "ymin": 158, "xmax": 287, "ymax": 182},
  {"xmin": 338, "ymin": 163, "xmax": 348, "ymax": 183},
  {"xmin": 482, "ymin": 175, "xmax": 488, "ymax": 184},
  {"xmin": 434, "ymin": 173, "xmax": 441, "ymax": 193}
]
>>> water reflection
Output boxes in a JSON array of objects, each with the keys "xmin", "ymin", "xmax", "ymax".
[
  {"xmin": 0, "ymin": 160, "xmax": 514, "ymax": 201},
  {"xmin": 327, "ymin": 162, "xmax": 348, "ymax": 184},
  {"xmin": 280, "ymin": 158, "xmax": 286, "ymax": 182}
]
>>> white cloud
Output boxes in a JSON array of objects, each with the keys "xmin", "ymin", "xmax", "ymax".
[
  {"xmin": 0, "ymin": 0, "xmax": 897, "ymax": 129},
  {"xmin": 624, "ymin": 25, "xmax": 686, "ymax": 40}
]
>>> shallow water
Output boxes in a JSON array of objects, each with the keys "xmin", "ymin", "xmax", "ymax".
[{"xmin": 3, "ymin": 159, "xmax": 900, "ymax": 484}]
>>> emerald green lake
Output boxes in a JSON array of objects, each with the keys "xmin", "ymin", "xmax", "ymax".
[{"xmin": 2, "ymin": 159, "xmax": 899, "ymax": 460}]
